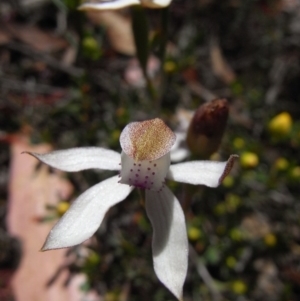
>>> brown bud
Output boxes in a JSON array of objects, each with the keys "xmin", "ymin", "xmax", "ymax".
[{"xmin": 186, "ymin": 98, "xmax": 229, "ymax": 159}]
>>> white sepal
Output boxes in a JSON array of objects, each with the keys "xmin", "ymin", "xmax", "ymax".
[
  {"xmin": 167, "ymin": 155, "xmax": 238, "ymax": 187},
  {"xmin": 24, "ymin": 147, "xmax": 121, "ymax": 172},
  {"xmin": 145, "ymin": 186, "xmax": 188, "ymax": 300},
  {"xmin": 78, "ymin": 0, "xmax": 140, "ymax": 10},
  {"xmin": 170, "ymin": 148, "xmax": 190, "ymax": 163},
  {"xmin": 141, "ymin": 0, "xmax": 172, "ymax": 8},
  {"xmin": 170, "ymin": 132, "xmax": 190, "ymax": 162},
  {"xmin": 42, "ymin": 175, "xmax": 133, "ymax": 250}
]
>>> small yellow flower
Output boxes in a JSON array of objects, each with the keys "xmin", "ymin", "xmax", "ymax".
[
  {"xmin": 56, "ymin": 202, "xmax": 70, "ymax": 216},
  {"xmin": 231, "ymin": 280, "xmax": 247, "ymax": 295},
  {"xmin": 225, "ymin": 194, "xmax": 241, "ymax": 212},
  {"xmin": 264, "ymin": 233, "xmax": 277, "ymax": 247},
  {"xmin": 226, "ymin": 256, "xmax": 237, "ymax": 268},
  {"xmin": 290, "ymin": 166, "xmax": 300, "ymax": 180},
  {"xmin": 82, "ymin": 36, "xmax": 98, "ymax": 51},
  {"xmin": 188, "ymin": 227, "xmax": 202, "ymax": 241},
  {"xmin": 274, "ymin": 157, "xmax": 289, "ymax": 171},
  {"xmin": 105, "ymin": 292, "xmax": 118, "ymax": 301},
  {"xmin": 268, "ymin": 112, "xmax": 292, "ymax": 137},
  {"xmin": 222, "ymin": 175, "xmax": 234, "ymax": 187},
  {"xmin": 164, "ymin": 61, "xmax": 177, "ymax": 73},
  {"xmin": 84, "ymin": 252, "xmax": 101, "ymax": 271},
  {"xmin": 82, "ymin": 37, "xmax": 101, "ymax": 60},
  {"xmin": 240, "ymin": 152, "xmax": 259, "ymax": 168},
  {"xmin": 233, "ymin": 137, "xmax": 245, "ymax": 149},
  {"xmin": 230, "ymin": 228, "xmax": 244, "ymax": 241}
]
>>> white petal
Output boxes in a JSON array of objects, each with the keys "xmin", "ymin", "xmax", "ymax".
[
  {"xmin": 170, "ymin": 147, "xmax": 190, "ymax": 163},
  {"xmin": 42, "ymin": 175, "xmax": 133, "ymax": 250},
  {"xmin": 170, "ymin": 132, "xmax": 190, "ymax": 162},
  {"xmin": 23, "ymin": 147, "xmax": 121, "ymax": 172},
  {"xmin": 145, "ymin": 186, "xmax": 188, "ymax": 300},
  {"xmin": 141, "ymin": 0, "xmax": 172, "ymax": 8},
  {"xmin": 172, "ymin": 132, "xmax": 186, "ymax": 150},
  {"xmin": 167, "ymin": 155, "xmax": 238, "ymax": 187},
  {"xmin": 78, "ymin": 0, "xmax": 140, "ymax": 10}
]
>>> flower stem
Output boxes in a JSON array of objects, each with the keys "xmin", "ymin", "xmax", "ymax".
[
  {"xmin": 158, "ymin": 7, "xmax": 169, "ymax": 65},
  {"xmin": 130, "ymin": 5, "xmax": 158, "ymax": 106}
]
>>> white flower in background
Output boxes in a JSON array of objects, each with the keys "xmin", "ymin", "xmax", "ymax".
[
  {"xmin": 78, "ymin": 0, "xmax": 172, "ymax": 11},
  {"xmin": 24, "ymin": 118, "xmax": 237, "ymax": 300},
  {"xmin": 170, "ymin": 108, "xmax": 194, "ymax": 162}
]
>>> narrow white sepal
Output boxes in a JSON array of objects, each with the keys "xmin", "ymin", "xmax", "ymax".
[
  {"xmin": 167, "ymin": 155, "xmax": 238, "ymax": 187},
  {"xmin": 78, "ymin": 0, "xmax": 140, "ymax": 10},
  {"xmin": 145, "ymin": 186, "xmax": 188, "ymax": 300},
  {"xmin": 23, "ymin": 147, "xmax": 121, "ymax": 172},
  {"xmin": 42, "ymin": 175, "xmax": 133, "ymax": 250}
]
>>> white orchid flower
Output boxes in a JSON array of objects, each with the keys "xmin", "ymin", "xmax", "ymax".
[
  {"xmin": 24, "ymin": 118, "xmax": 237, "ymax": 300},
  {"xmin": 78, "ymin": 0, "xmax": 172, "ymax": 11}
]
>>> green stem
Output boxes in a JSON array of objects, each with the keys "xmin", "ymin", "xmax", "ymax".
[
  {"xmin": 154, "ymin": 7, "xmax": 169, "ymax": 112},
  {"xmin": 131, "ymin": 5, "xmax": 158, "ymax": 104},
  {"xmin": 158, "ymin": 7, "xmax": 169, "ymax": 64}
]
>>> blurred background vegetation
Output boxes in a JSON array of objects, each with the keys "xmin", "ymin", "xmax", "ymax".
[{"xmin": 1, "ymin": 0, "xmax": 300, "ymax": 300}]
